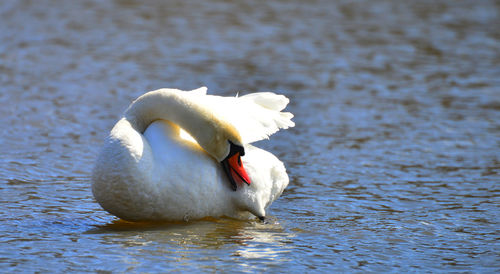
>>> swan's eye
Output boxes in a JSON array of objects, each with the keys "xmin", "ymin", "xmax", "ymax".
[{"xmin": 227, "ymin": 140, "xmax": 245, "ymax": 157}]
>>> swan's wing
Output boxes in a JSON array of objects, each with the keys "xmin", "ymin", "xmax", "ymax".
[
  {"xmin": 190, "ymin": 91, "xmax": 295, "ymax": 144},
  {"xmin": 235, "ymin": 92, "xmax": 295, "ymax": 143}
]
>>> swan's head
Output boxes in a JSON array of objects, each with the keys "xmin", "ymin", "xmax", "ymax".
[{"xmin": 197, "ymin": 117, "xmax": 251, "ymax": 191}]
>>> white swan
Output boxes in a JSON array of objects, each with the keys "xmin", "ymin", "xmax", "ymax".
[{"xmin": 91, "ymin": 87, "xmax": 294, "ymax": 222}]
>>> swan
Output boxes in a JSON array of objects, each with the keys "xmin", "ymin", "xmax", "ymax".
[{"xmin": 91, "ymin": 87, "xmax": 294, "ymax": 222}]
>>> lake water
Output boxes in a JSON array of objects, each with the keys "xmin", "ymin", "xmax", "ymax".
[{"xmin": 1, "ymin": 0, "xmax": 499, "ymax": 272}]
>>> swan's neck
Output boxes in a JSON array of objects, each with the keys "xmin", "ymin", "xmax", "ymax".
[{"xmin": 123, "ymin": 89, "xmax": 240, "ymax": 161}]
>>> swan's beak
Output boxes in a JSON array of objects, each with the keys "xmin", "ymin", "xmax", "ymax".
[{"xmin": 221, "ymin": 151, "xmax": 251, "ymax": 191}]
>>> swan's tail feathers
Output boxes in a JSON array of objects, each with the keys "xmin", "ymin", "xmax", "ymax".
[{"xmin": 232, "ymin": 92, "xmax": 295, "ymax": 144}]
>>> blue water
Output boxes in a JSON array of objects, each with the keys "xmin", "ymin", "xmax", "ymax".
[{"xmin": 1, "ymin": 0, "xmax": 499, "ymax": 272}]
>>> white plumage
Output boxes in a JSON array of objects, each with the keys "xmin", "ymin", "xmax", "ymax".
[
  {"xmin": 91, "ymin": 87, "xmax": 294, "ymax": 222},
  {"xmin": 187, "ymin": 87, "xmax": 295, "ymax": 144}
]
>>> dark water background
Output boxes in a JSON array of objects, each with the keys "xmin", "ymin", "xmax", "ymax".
[{"xmin": 1, "ymin": 0, "xmax": 499, "ymax": 272}]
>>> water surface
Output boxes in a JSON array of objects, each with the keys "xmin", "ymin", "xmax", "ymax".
[{"xmin": 1, "ymin": 0, "xmax": 499, "ymax": 272}]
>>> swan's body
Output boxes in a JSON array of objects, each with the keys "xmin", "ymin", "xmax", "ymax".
[{"xmin": 91, "ymin": 87, "xmax": 294, "ymax": 221}]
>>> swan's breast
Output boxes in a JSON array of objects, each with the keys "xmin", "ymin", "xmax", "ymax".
[{"xmin": 143, "ymin": 120, "xmax": 235, "ymax": 220}]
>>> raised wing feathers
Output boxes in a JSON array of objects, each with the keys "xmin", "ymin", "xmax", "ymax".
[{"xmin": 188, "ymin": 89, "xmax": 295, "ymax": 144}]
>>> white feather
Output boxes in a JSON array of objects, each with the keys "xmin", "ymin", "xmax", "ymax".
[{"xmin": 185, "ymin": 90, "xmax": 295, "ymax": 144}]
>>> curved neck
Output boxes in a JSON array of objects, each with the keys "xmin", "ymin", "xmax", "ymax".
[
  {"xmin": 125, "ymin": 89, "xmax": 203, "ymax": 133},
  {"xmin": 123, "ymin": 89, "xmax": 236, "ymax": 161}
]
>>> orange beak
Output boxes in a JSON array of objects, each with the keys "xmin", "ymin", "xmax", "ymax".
[{"xmin": 222, "ymin": 151, "xmax": 251, "ymax": 191}]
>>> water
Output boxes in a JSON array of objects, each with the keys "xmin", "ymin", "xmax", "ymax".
[{"xmin": 1, "ymin": 0, "xmax": 499, "ymax": 272}]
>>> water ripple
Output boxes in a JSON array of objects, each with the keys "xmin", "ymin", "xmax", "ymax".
[{"xmin": 1, "ymin": 0, "xmax": 499, "ymax": 272}]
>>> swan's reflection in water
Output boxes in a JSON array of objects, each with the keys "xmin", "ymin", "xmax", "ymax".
[{"xmin": 88, "ymin": 216, "xmax": 295, "ymax": 270}]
